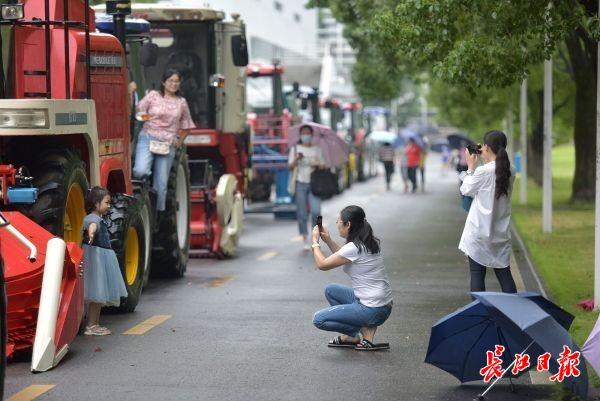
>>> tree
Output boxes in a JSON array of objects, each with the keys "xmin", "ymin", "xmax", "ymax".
[{"xmin": 310, "ymin": 0, "xmax": 599, "ymax": 201}]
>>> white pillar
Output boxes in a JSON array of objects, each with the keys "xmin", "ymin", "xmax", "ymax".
[
  {"xmin": 595, "ymin": 1, "xmax": 600, "ymax": 308},
  {"xmin": 543, "ymin": 58, "xmax": 553, "ymax": 233},
  {"xmin": 520, "ymin": 79, "xmax": 528, "ymax": 205}
]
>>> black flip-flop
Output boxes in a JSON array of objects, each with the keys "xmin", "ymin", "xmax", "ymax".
[
  {"xmin": 354, "ymin": 339, "xmax": 390, "ymax": 351},
  {"xmin": 328, "ymin": 336, "xmax": 359, "ymax": 348}
]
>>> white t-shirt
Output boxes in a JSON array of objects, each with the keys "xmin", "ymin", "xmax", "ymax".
[
  {"xmin": 337, "ymin": 242, "xmax": 393, "ymax": 307},
  {"xmin": 288, "ymin": 144, "xmax": 324, "ymax": 183}
]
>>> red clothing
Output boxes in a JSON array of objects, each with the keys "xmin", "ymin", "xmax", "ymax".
[{"xmin": 405, "ymin": 144, "xmax": 421, "ymax": 167}]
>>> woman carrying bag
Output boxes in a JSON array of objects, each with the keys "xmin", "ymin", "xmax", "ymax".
[
  {"xmin": 288, "ymin": 125, "xmax": 325, "ymax": 250},
  {"xmin": 133, "ymin": 68, "xmax": 195, "ymax": 211}
]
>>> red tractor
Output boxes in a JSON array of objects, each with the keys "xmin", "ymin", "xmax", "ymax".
[
  {"xmin": 0, "ymin": 0, "xmax": 185, "ymax": 372},
  {"xmin": 245, "ymin": 62, "xmax": 293, "ymax": 208},
  {"xmin": 124, "ymin": 4, "xmax": 249, "ymax": 258}
]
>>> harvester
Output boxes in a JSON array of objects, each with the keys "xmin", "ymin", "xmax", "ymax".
[{"xmin": 0, "ymin": 0, "xmax": 189, "ymax": 373}]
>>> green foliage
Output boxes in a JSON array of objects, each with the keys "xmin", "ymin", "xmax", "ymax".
[{"xmin": 374, "ymin": 1, "xmax": 582, "ymax": 89}]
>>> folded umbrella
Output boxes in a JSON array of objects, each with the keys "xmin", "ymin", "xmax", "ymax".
[
  {"xmin": 425, "ymin": 292, "xmax": 587, "ymax": 400},
  {"xmin": 288, "ymin": 122, "xmax": 349, "ymax": 168}
]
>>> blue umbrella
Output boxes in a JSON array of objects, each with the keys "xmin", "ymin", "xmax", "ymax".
[
  {"xmin": 425, "ymin": 292, "xmax": 586, "ymax": 400},
  {"xmin": 447, "ymin": 133, "xmax": 476, "ymax": 149},
  {"xmin": 394, "ymin": 129, "xmax": 425, "ymax": 149}
]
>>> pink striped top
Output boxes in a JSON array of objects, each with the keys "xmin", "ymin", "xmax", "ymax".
[{"xmin": 136, "ymin": 90, "xmax": 195, "ymax": 144}]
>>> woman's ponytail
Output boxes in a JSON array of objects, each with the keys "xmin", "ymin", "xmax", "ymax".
[
  {"xmin": 340, "ymin": 205, "xmax": 380, "ymax": 254},
  {"xmin": 483, "ymin": 130, "xmax": 511, "ymax": 199}
]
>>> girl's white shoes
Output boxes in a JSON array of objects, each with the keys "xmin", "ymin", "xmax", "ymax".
[{"xmin": 84, "ymin": 325, "xmax": 111, "ymax": 336}]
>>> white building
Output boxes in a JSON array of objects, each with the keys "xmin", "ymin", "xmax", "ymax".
[
  {"xmin": 173, "ymin": 0, "xmax": 319, "ymax": 66},
  {"xmin": 316, "ymin": 8, "xmax": 356, "ymax": 99}
]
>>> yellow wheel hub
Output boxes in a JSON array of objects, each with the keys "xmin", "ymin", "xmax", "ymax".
[
  {"xmin": 125, "ymin": 227, "xmax": 139, "ymax": 286},
  {"xmin": 64, "ymin": 183, "xmax": 85, "ymax": 244}
]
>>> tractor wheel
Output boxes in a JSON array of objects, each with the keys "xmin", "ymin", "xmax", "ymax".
[
  {"xmin": 23, "ymin": 148, "xmax": 88, "ymax": 244},
  {"xmin": 105, "ymin": 194, "xmax": 148, "ymax": 313},
  {"xmin": 151, "ymin": 147, "xmax": 190, "ymax": 278},
  {"xmin": 216, "ymin": 174, "xmax": 244, "ymax": 256},
  {"xmin": 133, "ymin": 184, "xmax": 153, "ymax": 288}
]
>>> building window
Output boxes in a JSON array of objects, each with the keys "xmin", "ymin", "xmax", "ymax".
[
  {"xmin": 294, "ymin": 13, "xmax": 301, "ymax": 22},
  {"xmin": 274, "ymin": 1, "xmax": 282, "ymax": 11}
]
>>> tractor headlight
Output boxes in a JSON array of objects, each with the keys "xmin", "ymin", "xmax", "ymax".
[
  {"xmin": 1, "ymin": 4, "xmax": 24, "ymax": 21},
  {"xmin": 0, "ymin": 109, "xmax": 49, "ymax": 129}
]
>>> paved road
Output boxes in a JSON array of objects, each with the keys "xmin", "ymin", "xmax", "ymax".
[{"xmin": 5, "ymin": 160, "xmax": 555, "ymax": 401}]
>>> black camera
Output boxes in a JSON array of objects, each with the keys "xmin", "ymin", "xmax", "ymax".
[{"xmin": 467, "ymin": 144, "xmax": 482, "ymax": 155}]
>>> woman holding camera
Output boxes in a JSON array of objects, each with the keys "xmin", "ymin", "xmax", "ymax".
[
  {"xmin": 459, "ymin": 130, "xmax": 517, "ymax": 293},
  {"xmin": 311, "ymin": 205, "xmax": 393, "ymax": 351}
]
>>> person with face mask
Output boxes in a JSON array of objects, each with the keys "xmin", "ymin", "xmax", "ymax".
[{"xmin": 288, "ymin": 125, "xmax": 325, "ymax": 250}]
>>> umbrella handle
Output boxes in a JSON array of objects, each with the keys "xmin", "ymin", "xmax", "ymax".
[{"xmin": 478, "ymin": 340, "xmax": 535, "ymax": 398}]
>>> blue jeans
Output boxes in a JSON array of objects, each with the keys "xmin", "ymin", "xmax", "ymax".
[
  {"xmin": 295, "ymin": 181, "xmax": 321, "ymax": 236},
  {"xmin": 313, "ymin": 284, "xmax": 392, "ymax": 337},
  {"xmin": 133, "ymin": 131, "xmax": 176, "ymax": 211}
]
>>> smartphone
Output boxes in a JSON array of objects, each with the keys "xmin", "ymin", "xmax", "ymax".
[{"xmin": 317, "ymin": 215, "xmax": 323, "ymax": 232}]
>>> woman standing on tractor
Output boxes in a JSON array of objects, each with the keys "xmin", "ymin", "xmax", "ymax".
[{"xmin": 133, "ymin": 69, "xmax": 195, "ymax": 211}]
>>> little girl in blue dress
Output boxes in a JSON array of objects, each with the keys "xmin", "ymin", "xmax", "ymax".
[{"xmin": 82, "ymin": 186, "xmax": 127, "ymax": 336}]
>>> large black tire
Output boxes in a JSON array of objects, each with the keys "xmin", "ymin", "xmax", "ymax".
[
  {"xmin": 133, "ymin": 183, "xmax": 153, "ymax": 288},
  {"xmin": 105, "ymin": 194, "xmax": 148, "ymax": 313},
  {"xmin": 151, "ymin": 147, "xmax": 190, "ymax": 278},
  {"xmin": 22, "ymin": 149, "xmax": 89, "ymax": 243}
]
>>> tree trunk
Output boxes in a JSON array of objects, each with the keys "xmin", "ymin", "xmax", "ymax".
[
  {"xmin": 527, "ymin": 90, "xmax": 544, "ymax": 186},
  {"xmin": 566, "ymin": 29, "xmax": 597, "ymax": 202}
]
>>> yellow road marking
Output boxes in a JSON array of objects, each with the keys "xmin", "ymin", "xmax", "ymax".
[
  {"xmin": 123, "ymin": 315, "xmax": 172, "ymax": 335},
  {"xmin": 257, "ymin": 251, "xmax": 278, "ymax": 261},
  {"xmin": 290, "ymin": 235, "xmax": 303, "ymax": 242},
  {"xmin": 207, "ymin": 275, "xmax": 234, "ymax": 288},
  {"xmin": 7, "ymin": 385, "xmax": 55, "ymax": 401}
]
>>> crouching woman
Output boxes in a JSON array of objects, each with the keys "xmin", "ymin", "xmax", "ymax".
[{"xmin": 311, "ymin": 205, "xmax": 393, "ymax": 350}]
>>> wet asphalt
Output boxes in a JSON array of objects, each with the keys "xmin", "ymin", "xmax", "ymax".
[{"xmin": 4, "ymin": 159, "xmax": 555, "ymax": 401}]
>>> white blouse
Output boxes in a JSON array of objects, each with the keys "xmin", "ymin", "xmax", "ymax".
[{"xmin": 458, "ymin": 161, "xmax": 515, "ymax": 268}]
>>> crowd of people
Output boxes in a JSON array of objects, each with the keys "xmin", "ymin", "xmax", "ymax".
[{"xmin": 89, "ymin": 65, "xmax": 515, "ymax": 354}]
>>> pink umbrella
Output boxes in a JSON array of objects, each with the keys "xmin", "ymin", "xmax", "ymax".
[
  {"xmin": 288, "ymin": 122, "xmax": 349, "ymax": 168},
  {"xmin": 583, "ymin": 313, "xmax": 600, "ymax": 374}
]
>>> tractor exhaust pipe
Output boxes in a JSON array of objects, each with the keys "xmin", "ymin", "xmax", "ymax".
[{"xmin": 31, "ymin": 237, "xmax": 67, "ymax": 372}]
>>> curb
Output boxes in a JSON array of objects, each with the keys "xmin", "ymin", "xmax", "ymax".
[{"xmin": 511, "ymin": 224, "xmax": 549, "ymax": 298}]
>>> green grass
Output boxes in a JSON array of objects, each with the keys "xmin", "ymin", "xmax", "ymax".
[{"xmin": 512, "ymin": 144, "xmax": 597, "ymax": 387}]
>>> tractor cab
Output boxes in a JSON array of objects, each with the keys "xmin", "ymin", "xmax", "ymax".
[
  {"xmin": 122, "ymin": 4, "xmax": 248, "ymax": 257},
  {"xmin": 246, "ymin": 63, "xmax": 285, "ymax": 116}
]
